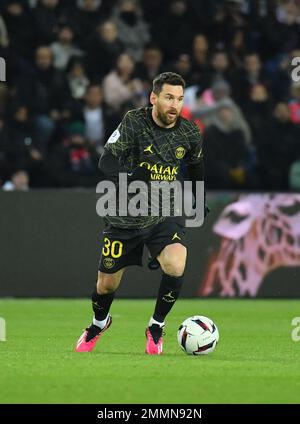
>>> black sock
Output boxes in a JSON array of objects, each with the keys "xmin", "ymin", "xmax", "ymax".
[
  {"xmin": 153, "ymin": 273, "xmax": 184, "ymax": 323},
  {"xmin": 91, "ymin": 287, "xmax": 115, "ymax": 321}
]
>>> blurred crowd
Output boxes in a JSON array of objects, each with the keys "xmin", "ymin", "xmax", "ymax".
[{"xmin": 0, "ymin": 0, "xmax": 300, "ymax": 191}]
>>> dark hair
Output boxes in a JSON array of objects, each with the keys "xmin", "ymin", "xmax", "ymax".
[{"xmin": 152, "ymin": 72, "xmax": 185, "ymax": 95}]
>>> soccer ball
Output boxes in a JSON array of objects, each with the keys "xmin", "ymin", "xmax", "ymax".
[{"xmin": 177, "ymin": 315, "xmax": 219, "ymax": 355}]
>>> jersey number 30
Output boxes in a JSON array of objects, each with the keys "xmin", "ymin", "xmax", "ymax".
[{"xmin": 102, "ymin": 238, "xmax": 123, "ymax": 258}]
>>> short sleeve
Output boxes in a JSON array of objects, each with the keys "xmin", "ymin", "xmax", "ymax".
[{"xmin": 104, "ymin": 111, "xmax": 135, "ymax": 159}]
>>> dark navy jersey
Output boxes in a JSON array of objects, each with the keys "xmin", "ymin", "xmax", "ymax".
[{"xmin": 103, "ymin": 107, "xmax": 203, "ymax": 229}]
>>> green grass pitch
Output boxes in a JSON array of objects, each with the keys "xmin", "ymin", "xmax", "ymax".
[{"xmin": 0, "ymin": 298, "xmax": 300, "ymax": 404}]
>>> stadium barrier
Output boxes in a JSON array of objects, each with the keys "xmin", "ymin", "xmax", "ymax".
[{"xmin": 0, "ymin": 190, "xmax": 299, "ymax": 298}]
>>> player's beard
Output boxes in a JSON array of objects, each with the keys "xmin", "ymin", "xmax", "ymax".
[{"xmin": 156, "ymin": 105, "xmax": 179, "ymax": 127}]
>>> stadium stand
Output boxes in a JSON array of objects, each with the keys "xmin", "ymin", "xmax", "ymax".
[{"xmin": 1, "ymin": 0, "xmax": 300, "ymax": 190}]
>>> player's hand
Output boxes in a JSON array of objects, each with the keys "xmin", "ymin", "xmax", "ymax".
[{"xmin": 127, "ymin": 166, "xmax": 151, "ymax": 183}]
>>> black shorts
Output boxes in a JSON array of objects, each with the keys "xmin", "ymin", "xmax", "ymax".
[{"xmin": 99, "ymin": 217, "xmax": 186, "ymax": 273}]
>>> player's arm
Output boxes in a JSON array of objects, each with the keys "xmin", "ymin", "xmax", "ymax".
[
  {"xmin": 98, "ymin": 111, "xmax": 133, "ymax": 181},
  {"xmin": 184, "ymin": 126, "xmax": 210, "ymax": 217},
  {"xmin": 99, "ymin": 149, "xmax": 151, "ymax": 183},
  {"xmin": 98, "ymin": 148, "xmax": 120, "ymax": 183},
  {"xmin": 99, "ymin": 111, "xmax": 150, "ymax": 183}
]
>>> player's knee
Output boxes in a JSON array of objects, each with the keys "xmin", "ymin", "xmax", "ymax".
[
  {"xmin": 97, "ymin": 281, "xmax": 116, "ymax": 295},
  {"xmin": 97, "ymin": 274, "xmax": 118, "ymax": 294},
  {"xmin": 163, "ymin": 261, "xmax": 185, "ymax": 277},
  {"xmin": 159, "ymin": 244, "xmax": 186, "ymax": 277}
]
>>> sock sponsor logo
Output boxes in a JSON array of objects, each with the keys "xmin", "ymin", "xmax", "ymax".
[
  {"xmin": 163, "ymin": 291, "xmax": 176, "ymax": 303},
  {"xmin": 92, "ymin": 302, "xmax": 105, "ymax": 311}
]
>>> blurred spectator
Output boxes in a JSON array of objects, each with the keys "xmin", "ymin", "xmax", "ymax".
[
  {"xmin": 188, "ymin": 0, "xmax": 218, "ymax": 32},
  {"xmin": 185, "ymin": 80, "xmax": 252, "ymax": 145},
  {"xmin": 1, "ymin": 104, "xmax": 46, "ymax": 187},
  {"xmin": 211, "ymin": 0, "xmax": 247, "ymax": 48},
  {"xmin": 172, "ymin": 54, "xmax": 193, "ymax": 87},
  {"xmin": 233, "ymin": 52, "xmax": 270, "ymax": 104},
  {"xmin": 70, "ymin": 0, "xmax": 106, "ymax": 50},
  {"xmin": 138, "ymin": 0, "xmax": 167, "ymax": 25},
  {"xmin": 15, "ymin": 46, "xmax": 68, "ymax": 152},
  {"xmin": 3, "ymin": 1, "xmax": 34, "ymax": 60},
  {"xmin": 86, "ymin": 20, "xmax": 124, "ymax": 81},
  {"xmin": 135, "ymin": 44, "xmax": 163, "ymax": 92},
  {"xmin": 66, "ymin": 57, "xmax": 90, "ymax": 102},
  {"xmin": 112, "ymin": 0, "xmax": 150, "ymax": 62},
  {"xmin": 276, "ymin": 1, "xmax": 300, "ymax": 53},
  {"xmin": 208, "ymin": 49, "xmax": 235, "ymax": 87},
  {"xmin": 267, "ymin": 49, "xmax": 297, "ymax": 102},
  {"xmin": 82, "ymin": 84, "xmax": 106, "ymax": 152},
  {"xmin": 47, "ymin": 121, "xmax": 100, "ymax": 187},
  {"xmin": 152, "ymin": 0, "xmax": 192, "ymax": 62},
  {"xmin": 257, "ymin": 102, "xmax": 300, "ymax": 190},
  {"xmin": 76, "ymin": 0, "xmax": 114, "ymax": 17},
  {"xmin": 228, "ymin": 28, "xmax": 249, "ymax": 68},
  {"xmin": 102, "ymin": 52, "xmax": 146, "ymax": 114},
  {"xmin": 3, "ymin": 105, "xmax": 35, "ymax": 164},
  {"xmin": 242, "ymin": 83, "xmax": 272, "ymax": 138},
  {"xmin": 189, "ymin": 34, "xmax": 210, "ymax": 86},
  {"xmin": 0, "ymin": 13, "xmax": 9, "ymax": 51},
  {"xmin": 50, "ymin": 24, "xmax": 83, "ymax": 70},
  {"xmin": 2, "ymin": 169, "xmax": 29, "ymax": 191},
  {"xmin": 34, "ymin": 0, "xmax": 60, "ymax": 45},
  {"xmin": 204, "ymin": 102, "xmax": 252, "ymax": 190}
]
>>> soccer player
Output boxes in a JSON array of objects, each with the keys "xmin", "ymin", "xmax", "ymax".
[{"xmin": 75, "ymin": 72, "xmax": 207, "ymax": 355}]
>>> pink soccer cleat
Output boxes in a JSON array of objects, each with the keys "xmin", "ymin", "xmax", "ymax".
[
  {"xmin": 145, "ymin": 324, "xmax": 164, "ymax": 355},
  {"xmin": 75, "ymin": 316, "xmax": 112, "ymax": 352}
]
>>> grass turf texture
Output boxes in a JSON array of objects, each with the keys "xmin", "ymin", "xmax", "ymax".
[{"xmin": 0, "ymin": 299, "xmax": 300, "ymax": 404}]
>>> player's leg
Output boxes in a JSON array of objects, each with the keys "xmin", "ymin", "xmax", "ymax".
[
  {"xmin": 75, "ymin": 269, "xmax": 125, "ymax": 352},
  {"xmin": 147, "ymin": 244, "xmax": 186, "ymax": 351},
  {"xmin": 75, "ymin": 226, "xmax": 143, "ymax": 352},
  {"xmin": 92, "ymin": 269, "xmax": 125, "ymax": 329},
  {"xmin": 145, "ymin": 219, "xmax": 187, "ymax": 354},
  {"xmin": 154, "ymin": 242, "xmax": 186, "ymax": 319}
]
